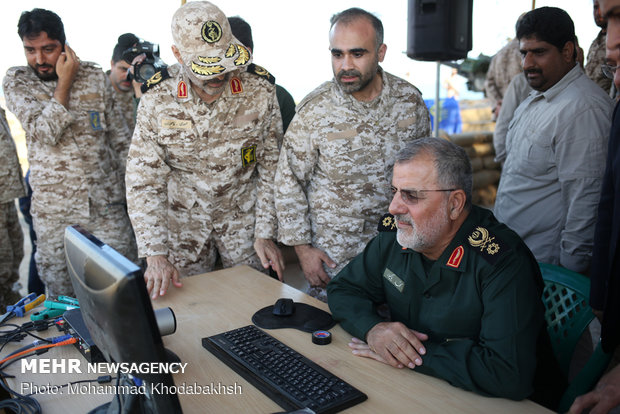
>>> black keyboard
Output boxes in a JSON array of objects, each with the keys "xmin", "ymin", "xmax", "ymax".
[{"xmin": 201, "ymin": 325, "xmax": 367, "ymax": 413}]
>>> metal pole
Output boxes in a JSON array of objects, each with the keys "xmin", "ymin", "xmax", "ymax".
[{"xmin": 434, "ymin": 61, "xmax": 440, "ymax": 137}]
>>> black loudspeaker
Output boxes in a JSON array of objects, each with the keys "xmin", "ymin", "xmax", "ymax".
[{"xmin": 407, "ymin": 0, "xmax": 473, "ymax": 61}]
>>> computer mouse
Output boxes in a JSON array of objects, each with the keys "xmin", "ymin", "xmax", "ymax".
[{"xmin": 272, "ymin": 298, "xmax": 295, "ymax": 316}]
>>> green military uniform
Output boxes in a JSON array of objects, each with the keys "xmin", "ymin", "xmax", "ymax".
[{"xmin": 327, "ymin": 206, "xmax": 548, "ymax": 401}]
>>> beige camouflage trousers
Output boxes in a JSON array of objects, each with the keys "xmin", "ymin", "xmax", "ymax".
[
  {"xmin": 306, "ymin": 218, "xmax": 379, "ymax": 302},
  {"xmin": 0, "ymin": 201, "xmax": 23, "ymax": 310},
  {"xmin": 169, "ymin": 231, "xmax": 264, "ymax": 278},
  {"xmin": 33, "ymin": 202, "xmax": 137, "ymax": 298}
]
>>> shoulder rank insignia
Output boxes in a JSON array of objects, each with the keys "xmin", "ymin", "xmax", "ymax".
[
  {"xmin": 467, "ymin": 226, "xmax": 507, "ymax": 264},
  {"xmin": 377, "ymin": 213, "xmax": 397, "ymax": 232},
  {"xmin": 246, "ymin": 63, "xmax": 276, "ymax": 84},
  {"xmin": 140, "ymin": 67, "xmax": 171, "ymax": 94}
]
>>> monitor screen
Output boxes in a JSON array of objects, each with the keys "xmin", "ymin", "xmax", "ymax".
[{"xmin": 64, "ymin": 225, "xmax": 183, "ymax": 413}]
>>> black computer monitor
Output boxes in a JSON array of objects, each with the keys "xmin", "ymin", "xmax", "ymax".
[{"xmin": 64, "ymin": 225, "xmax": 182, "ymax": 414}]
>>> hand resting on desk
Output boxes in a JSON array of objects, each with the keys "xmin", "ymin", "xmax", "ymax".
[
  {"xmin": 348, "ymin": 322, "xmax": 428, "ymax": 370},
  {"xmin": 145, "ymin": 255, "xmax": 183, "ymax": 299}
]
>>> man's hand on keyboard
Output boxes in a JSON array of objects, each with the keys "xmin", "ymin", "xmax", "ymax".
[{"xmin": 145, "ymin": 255, "xmax": 183, "ymax": 299}]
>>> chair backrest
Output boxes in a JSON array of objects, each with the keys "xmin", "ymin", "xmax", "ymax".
[
  {"xmin": 539, "ymin": 262, "xmax": 594, "ymax": 376},
  {"xmin": 539, "ymin": 263, "xmax": 613, "ymax": 413}
]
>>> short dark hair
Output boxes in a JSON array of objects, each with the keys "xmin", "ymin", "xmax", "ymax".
[
  {"xmin": 516, "ymin": 7, "xmax": 576, "ymax": 53},
  {"xmin": 111, "ymin": 33, "xmax": 139, "ymax": 63},
  {"xmin": 18, "ymin": 8, "xmax": 65, "ymax": 46},
  {"xmin": 395, "ymin": 137, "xmax": 473, "ymax": 209},
  {"xmin": 330, "ymin": 8, "xmax": 384, "ymax": 51},
  {"xmin": 228, "ymin": 16, "xmax": 253, "ymax": 51}
]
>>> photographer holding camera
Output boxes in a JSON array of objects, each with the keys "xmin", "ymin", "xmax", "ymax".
[
  {"xmin": 108, "ymin": 33, "xmax": 139, "ymax": 132},
  {"xmin": 108, "ymin": 33, "xmax": 168, "ymax": 133}
]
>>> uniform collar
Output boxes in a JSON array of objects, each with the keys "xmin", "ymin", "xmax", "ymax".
[
  {"xmin": 332, "ymin": 66, "xmax": 390, "ymax": 109},
  {"xmin": 173, "ymin": 65, "xmax": 245, "ymax": 104},
  {"xmin": 530, "ymin": 64, "xmax": 583, "ymax": 102},
  {"xmin": 398, "ymin": 206, "xmax": 488, "ymax": 273}
]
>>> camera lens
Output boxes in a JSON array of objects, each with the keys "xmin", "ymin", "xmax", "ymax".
[{"xmin": 138, "ymin": 64, "xmax": 156, "ymax": 83}]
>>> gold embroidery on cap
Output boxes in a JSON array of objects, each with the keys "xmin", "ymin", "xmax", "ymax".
[
  {"xmin": 234, "ymin": 44, "xmax": 250, "ymax": 66},
  {"xmin": 225, "ymin": 44, "xmax": 236, "ymax": 58},
  {"xmin": 191, "ymin": 62, "xmax": 225, "ymax": 76},
  {"xmin": 201, "ymin": 21, "xmax": 222, "ymax": 43},
  {"xmin": 198, "ymin": 56, "xmax": 222, "ymax": 64}
]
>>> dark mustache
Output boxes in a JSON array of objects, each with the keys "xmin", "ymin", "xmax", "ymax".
[
  {"xmin": 338, "ymin": 70, "xmax": 361, "ymax": 78},
  {"xmin": 524, "ymin": 69, "xmax": 542, "ymax": 75}
]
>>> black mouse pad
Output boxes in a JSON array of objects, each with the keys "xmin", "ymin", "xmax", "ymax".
[{"xmin": 252, "ymin": 302, "xmax": 336, "ymax": 333}]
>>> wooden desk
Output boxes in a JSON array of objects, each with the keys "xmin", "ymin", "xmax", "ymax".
[{"xmin": 3, "ymin": 266, "xmax": 552, "ymax": 413}]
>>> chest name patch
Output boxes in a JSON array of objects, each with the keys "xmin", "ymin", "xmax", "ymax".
[
  {"xmin": 383, "ymin": 268, "xmax": 405, "ymax": 293},
  {"xmin": 80, "ymin": 93, "xmax": 100, "ymax": 101},
  {"xmin": 161, "ymin": 119, "xmax": 192, "ymax": 129}
]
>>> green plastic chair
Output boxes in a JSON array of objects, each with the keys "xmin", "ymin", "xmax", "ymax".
[{"xmin": 539, "ymin": 262, "xmax": 612, "ymax": 413}]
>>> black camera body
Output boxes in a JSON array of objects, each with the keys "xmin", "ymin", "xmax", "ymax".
[{"xmin": 122, "ymin": 41, "xmax": 167, "ymax": 84}]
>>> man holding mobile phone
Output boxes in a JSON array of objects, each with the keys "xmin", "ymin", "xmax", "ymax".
[{"xmin": 3, "ymin": 8, "xmax": 136, "ymax": 297}]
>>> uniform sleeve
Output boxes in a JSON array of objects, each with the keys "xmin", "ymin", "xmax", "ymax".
[
  {"xmin": 125, "ymin": 95, "xmax": 170, "ymax": 257},
  {"xmin": 0, "ymin": 108, "xmax": 25, "ymax": 202},
  {"xmin": 327, "ymin": 235, "xmax": 389, "ymax": 339},
  {"xmin": 416, "ymin": 249, "xmax": 544, "ymax": 400},
  {"xmin": 590, "ymin": 106, "xmax": 619, "ymax": 310},
  {"xmin": 555, "ymin": 107, "xmax": 610, "ymax": 272},
  {"xmin": 483, "ymin": 57, "xmax": 502, "ymax": 108},
  {"xmin": 3, "ymin": 69, "xmax": 74, "ymax": 146},
  {"xmin": 493, "ymin": 76, "xmax": 521, "ymax": 163},
  {"xmin": 103, "ymin": 74, "xmax": 132, "ymax": 178},
  {"xmin": 254, "ymin": 88, "xmax": 283, "ymax": 240},
  {"xmin": 274, "ymin": 110, "xmax": 319, "ymax": 246},
  {"xmin": 275, "ymin": 84, "xmax": 296, "ymax": 135}
]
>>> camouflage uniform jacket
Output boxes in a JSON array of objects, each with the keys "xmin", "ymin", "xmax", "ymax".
[
  {"xmin": 105, "ymin": 72, "xmax": 136, "ymax": 133},
  {"xmin": 275, "ymin": 68, "xmax": 431, "ymax": 273},
  {"xmin": 126, "ymin": 64, "xmax": 282, "ymax": 261},
  {"xmin": 0, "ymin": 107, "xmax": 25, "ymax": 203},
  {"xmin": 585, "ymin": 30, "xmax": 612, "ymax": 94},
  {"xmin": 484, "ymin": 38, "xmax": 523, "ymax": 107},
  {"xmin": 2, "ymin": 62, "xmax": 130, "ymax": 219}
]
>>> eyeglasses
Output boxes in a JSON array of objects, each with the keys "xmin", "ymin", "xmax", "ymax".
[
  {"xmin": 390, "ymin": 186, "xmax": 456, "ymax": 205},
  {"xmin": 601, "ymin": 63, "xmax": 619, "ymax": 80}
]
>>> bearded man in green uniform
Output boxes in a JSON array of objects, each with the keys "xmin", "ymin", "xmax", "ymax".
[{"xmin": 327, "ymin": 137, "xmax": 564, "ymax": 407}]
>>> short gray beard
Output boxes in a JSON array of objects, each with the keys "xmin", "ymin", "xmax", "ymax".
[{"xmin": 395, "ymin": 207, "xmax": 448, "ymax": 252}]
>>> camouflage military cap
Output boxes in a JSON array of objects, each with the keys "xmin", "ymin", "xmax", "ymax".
[{"xmin": 171, "ymin": 1, "xmax": 252, "ymax": 80}]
